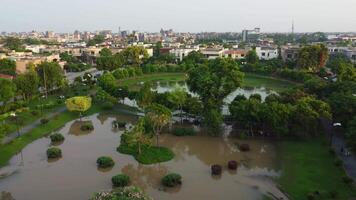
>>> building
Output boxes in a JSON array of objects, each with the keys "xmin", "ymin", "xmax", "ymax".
[
  {"xmin": 281, "ymin": 46, "xmax": 300, "ymax": 62},
  {"xmin": 328, "ymin": 46, "xmax": 356, "ymax": 63},
  {"xmin": 170, "ymin": 47, "xmax": 200, "ymax": 62},
  {"xmin": 255, "ymin": 47, "xmax": 279, "ymax": 60},
  {"xmin": 242, "ymin": 28, "xmax": 260, "ymax": 42},
  {"xmin": 200, "ymin": 48, "xmax": 225, "ymax": 59},
  {"xmin": 223, "ymin": 49, "xmax": 248, "ymax": 59}
]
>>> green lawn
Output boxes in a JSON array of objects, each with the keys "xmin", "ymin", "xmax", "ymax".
[
  {"xmin": 117, "ymin": 72, "xmax": 297, "ymax": 92},
  {"xmin": 278, "ymin": 138, "xmax": 356, "ymax": 200},
  {"xmin": 243, "ymin": 73, "xmax": 299, "ymax": 92},
  {"xmin": 0, "ymin": 105, "xmax": 103, "ymax": 167},
  {"xmin": 118, "ymin": 73, "xmax": 187, "ymax": 88}
]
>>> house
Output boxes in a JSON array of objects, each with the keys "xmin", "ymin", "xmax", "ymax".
[
  {"xmin": 223, "ymin": 49, "xmax": 248, "ymax": 59},
  {"xmin": 200, "ymin": 48, "xmax": 225, "ymax": 59},
  {"xmin": 170, "ymin": 47, "xmax": 199, "ymax": 62},
  {"xmin": 255, "ymin": 47, "xmax": 279, "ymax": 60},
  {"xmin": 281, "ymin": 46, "xmax": 300, "ymax": 62}
]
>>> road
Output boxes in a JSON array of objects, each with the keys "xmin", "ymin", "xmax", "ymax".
[{"xmin": 65, "ymin": 68, "xmax": 98, "ymax": 84}]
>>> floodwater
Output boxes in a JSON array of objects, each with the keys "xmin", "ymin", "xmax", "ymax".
[
  {"xmin": 0, "ymin": 113, "xmax": 286, "ymax": 200},
  {"xmin": 124, "ymin": 81, "xmax": 277, "ymax": 115}
]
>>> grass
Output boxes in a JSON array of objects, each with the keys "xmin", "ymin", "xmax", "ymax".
[
  {"xmin": 117, "ymin": 143, "xmax": 174, "ymax": 165},
  {"xmin": 243, "ymin": 73, "xmax": 299, "ymax": 92},
  {"xmin": 0, "ymin": 104, "xmax": 103, "ymax": 167},
  {"xmin": 277, "ymin": 138, "xmax": 356, "ymax": 200},
  {"xmin": 117, "ymin": 72, "xmax": 298, "ymax": 92},
  {"xmin": 118, "ymin": 73, "xmax": 186, "ymax": 88}
]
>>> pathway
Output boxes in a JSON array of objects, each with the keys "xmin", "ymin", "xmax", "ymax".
[
  {"xmin": 322, "ymin": 119, "xmax": 356, "ymax": 182},
  {"xmin": 2, "ymin": 107, "xmax": 67, "ymax": 145}
]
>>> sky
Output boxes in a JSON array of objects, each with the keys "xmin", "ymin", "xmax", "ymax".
[{"xmin": 0, "ymin": 0, "xmax": 356, "ymax": 33}]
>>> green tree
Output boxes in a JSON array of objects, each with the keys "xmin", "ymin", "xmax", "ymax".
[
  {"xmin": 4, "ymin": 37, "xmax": 25, "ymax": 52},
  {"xmin": 126, "ymin": 118, "xmax": 152, "ymax": 155},
  {"xmin": 0, "ymin": 78, "xmax": 16, "ymax": 104},
  {"xmin": 97, "ymin": 72, "xmax": 117, "ymax": 93},
  {"xmin": 122, "ymin": 46, "xmax": 148, "ymax": 66},
  {"xmin": 136, "ymin": 82, "xmax": 155, "ymax": 109},
  {"xmin": 187, "ymin": 58, "xmax": 243, "ymax": 131},
  {"xmin": 145, "ymin": 103, "xmax": 172, "ymax": 146},
  {"xmin": 36, "ymin": 62, "xmax": 65, "ymax": 97},
  {"xmin": 0, "ymin": 59, "xmax": 16, "ymax": 76},
  {"xmin": 60, "ymin": 52, "xmax": 77, "ymax": 63},
  {"xmin": 336, "ymin": 62, "xmax": 356, "ymax": 82},
  {"xmin": 14, "ymin": 70, "xmax": 40, "ymax": 101},
  {"xmin": 168, "ymin": 87, "xmax": 187, "ymax": 123},
  {"xmin": 297, "ymin": 44, "xmax": 329, "ymax": 73},
  {"xmin": 87, "ymin": 35, "xmax": 105, "ymax": 46},
  {"xmin": 245, "ymin": 50, "xmax": 259, "ymax": 65},
  {"xmin": 65, "ymin": 96, "xmax": 92, "ymax": 120}
]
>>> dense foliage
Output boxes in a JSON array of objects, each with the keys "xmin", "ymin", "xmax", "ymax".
[
  {"xmin": 90, "ymin": 187, "xmax": 152, "ymax": 200},
  {"xmin": 96, "ymin": 156, "xmax": 115, "ymax": 168},
  {"xmin": 111, "ymin": 174, "xmax": 130, "ymax": 187},
  {"xmin": 161, "ymin": 173, "xmax": 182, "ymax": 187}
]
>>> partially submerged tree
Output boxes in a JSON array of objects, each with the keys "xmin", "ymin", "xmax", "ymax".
[
  {"xmin": 65, "ymin": 96, "xmax": 92, "ymax": 120},
  {"xmin": 168, "ymin": 87, "xmax": 187, "ymax": 123},
  {"xmin": 126, "ymin": 118, "xmax": 152, "ymax": 155},
  {"xmin": 145, "ymin": 103, "xmax": 172, "ymax": 146}
]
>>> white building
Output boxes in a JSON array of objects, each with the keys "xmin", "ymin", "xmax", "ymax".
[
  {"xmin": 255, "ymin": 47, "xmax": 278, "ymax": 60},
  {"xmin": 200, "ymin": 48, "xmax": 225, "ymax": 59},
  {"xmin": 170, "ymin": 47, "xmax": 199, "ymax": 62}
]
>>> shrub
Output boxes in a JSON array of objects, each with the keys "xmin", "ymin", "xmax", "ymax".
[
  {"xmin": 102, "ymin": 101, "xmax": 114, "ymax": 110},
  {"xmin": 228, "ymin": 160, "xmax": 238, "ymax": 170},
  {"xmin": 81, "ymin": 123, "xmax": 94, "ymax": 131},
  {"xmin": 112, "ymin": 174, "xmax": 130, "ymax": 187},
  {"xmin": 342, "ymin": 176, "xmax": 353, "ymax": 185},
  {"xmin": 90, "ymin": 186, "xmax": 151, "ymax": 200},
  {"xmin": 50, "ymin": 133, "xmax": 65, "ymax": 143},
  {"xmin": 162, "ymin": 173, "xmax": 182, "ymax": 187},
  {"xmin": 172, "ymin": 127, "xmax": 196, "ymax": 136},
  {"xmin": 40, "ymin": 118, "xmax": 49, "ymax": 124},
  {"xmin": 46, "ymin": 147, "xmax": 62, "ymax": 159},
  {"xmin": 31, "ymin": 110, "xmax": 40, "ymax": 116},
  {"xmin": 334, "ymin": 158, "xmax": 343, "ymax": 167},
  {"xmin": 113, "ymin": 121, "xmax": 126, "ymax": 128},
  {"xmin": 96, "ymin": 156, "xmax": 115, "ymax": 168},
  {"xmin": 239, "ymin": 144, "xmax": 250, "ymax": 152},
  {"xmin": 211, "ymin": 164, "xmax": 222, "ymax": 175}
]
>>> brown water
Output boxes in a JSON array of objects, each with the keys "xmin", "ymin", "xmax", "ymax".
[{"xmin": 0, "ymin": 113, "xmax": 285, "ymax": 200}]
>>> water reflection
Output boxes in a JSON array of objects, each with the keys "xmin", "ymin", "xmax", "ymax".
[{"xmin": 0, "ymin": 113, "xmax": 286, "ymax": 200}]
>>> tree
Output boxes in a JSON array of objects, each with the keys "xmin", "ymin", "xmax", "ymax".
[
  {"xmin": 336, "ymin": 62, "xmax": 356, "ymax": 82},
  {"xmin": 187, "ymin": 58, "xmax": 243, "ymax": 131},
  {"xmin": 36, "ymin": 61, "xmax": 65, "ymax": 97},
  {"xmin": 145, "ymin": 103, "xmax": 172, "ymax": 146},
  {"xmin": 96, "ymin": 48, "xmax": 125, "ymax": 71},
  {"xmin": 87, "ymin": 35, "xmax": 105, "ymax": 46},
  {"xmin": 122, "ymin": 46, "xmax": 148, "ymax": 66},
  {"xmin": 97, "ymin": 72, "xmax": 117, "ymax": 94},
  {"xmin": 60, "ymin": 52, "xmax": 77, "ymax": 63},
  {"xmin": 0, "ymin": 78, "xmax": 16, "ymax": 104},
  {"xmin": 297, "ymin": 44, "xmax": 329, "ymax": 73},
  {"xmin": 260, "ymin": 102, "xmax": 292, "ymax": 136},
  {"xmin": 136, "ymin": 82, "xmax": 155, "ymax": 109},
  {"xmin": 14, "ymin": 70, "xmax": 40, "ymax": 101},
  {"xmin": 168, "ymin": 87, "xmax": 187, "ymax": 123},
  {"xmin": 65, "ymin": 96, "xmax": 92, "ymax": 120},
  {"xmin": 292, "ymin": 96, "xmax": 331, "ymax": 136},
  {"xmin": 0, "ymin": 58, "xmax": 16, "ymax": 76},
  {"xmin": 245, "ymin": 50, "xmax": 259, "ymax": 65},
  {"xmin": 126, "ymin": 118, "xmax": 152, "ymax": 155},
  {"xmin": 3, "ymin": 37, "xmax": 25, "ymax": 52}
]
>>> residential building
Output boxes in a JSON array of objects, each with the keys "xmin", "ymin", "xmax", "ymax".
[
  {"xmin": 223, "ymin": 49, "xmax": 248, "ymax": 59},
  {"xmin": 255, "ymin": 47, "xmax": 279, "ymax": 60},
  {"xmin": 200, "ymin": 48, "xmax": 225, "ymax": 59}
]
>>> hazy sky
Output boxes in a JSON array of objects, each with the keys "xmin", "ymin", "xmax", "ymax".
[{"xmin": 1, "ymin": 0, "xmax": 355, "ymax": 33}]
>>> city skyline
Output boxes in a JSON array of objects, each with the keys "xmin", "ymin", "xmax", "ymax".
[{"xmin": 1, "ymin": 0, "xmax": 356, "ymax": 33}]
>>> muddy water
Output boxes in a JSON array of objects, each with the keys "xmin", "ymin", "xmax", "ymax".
[{"xmin": 0, "ymin": 113, "xmax": 283, "ymax": 200}]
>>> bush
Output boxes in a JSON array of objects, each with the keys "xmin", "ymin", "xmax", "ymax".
[
  {"xmin": 342, "ymin": 176, "xmax": 353, "ymax": 185},
  {"xmin": 172, "ymin": 127, "xmax": 196, "ymax": 136},
  {"xmin": 228, "ymin": 160, "xmax": 238, "ymax": 170},
  {"xmin": 40, "ymin": 118, "xmax": 49, "ymax": 124},
  {"xmin": 46, "ymin": 147, "xmax": 62, "ymax": 159},
  {"xmin": 113, "ymin": 121, "xmax": 126, "ymax": 128},
  {"xmin": 334, "ymin": 158, "xmax": 343, "ymax": 167},
  {"xmin": 96, "ymin": 156, "xmax": 115, "ymax": 168},
  {"xmin": 90, "ymin": 186, "xmax": 151, "ymax": 200},
  {"xmin": 31, "ymin": 110, "xmax": 40, "ymax": 116},
  {"xmin": 50, "ymin": 133, "xmax": 65, "ymax": 143},
  {"xmin": 211, "ymin": 164, "xmax": 222, "ymax": 175},
  {"xmin": 81, "ymin": 123, "xmax": 94, "ymax": 131},
  {"xmin": 112, "ymin": 174, "xmax": 130, "ymax": 187},
  {"xmin": 162, "ymin": 173, "xmax": 182, "ymax": 187},
  {"xmin": 239, "ymin": 144, "xmax": 250, "ymax": 152},
  {"xmin": 102, "ymin": 101, "xmax": 114, "ymax": 110}
]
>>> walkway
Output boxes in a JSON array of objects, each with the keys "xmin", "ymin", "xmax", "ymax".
[
  {"xmin": 2, "ymin": 107, "xmax": 67, "ymax": 145},
  {"xmin": 322, "ymin": 119, "xmax": 356, "ymax": 182}
]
